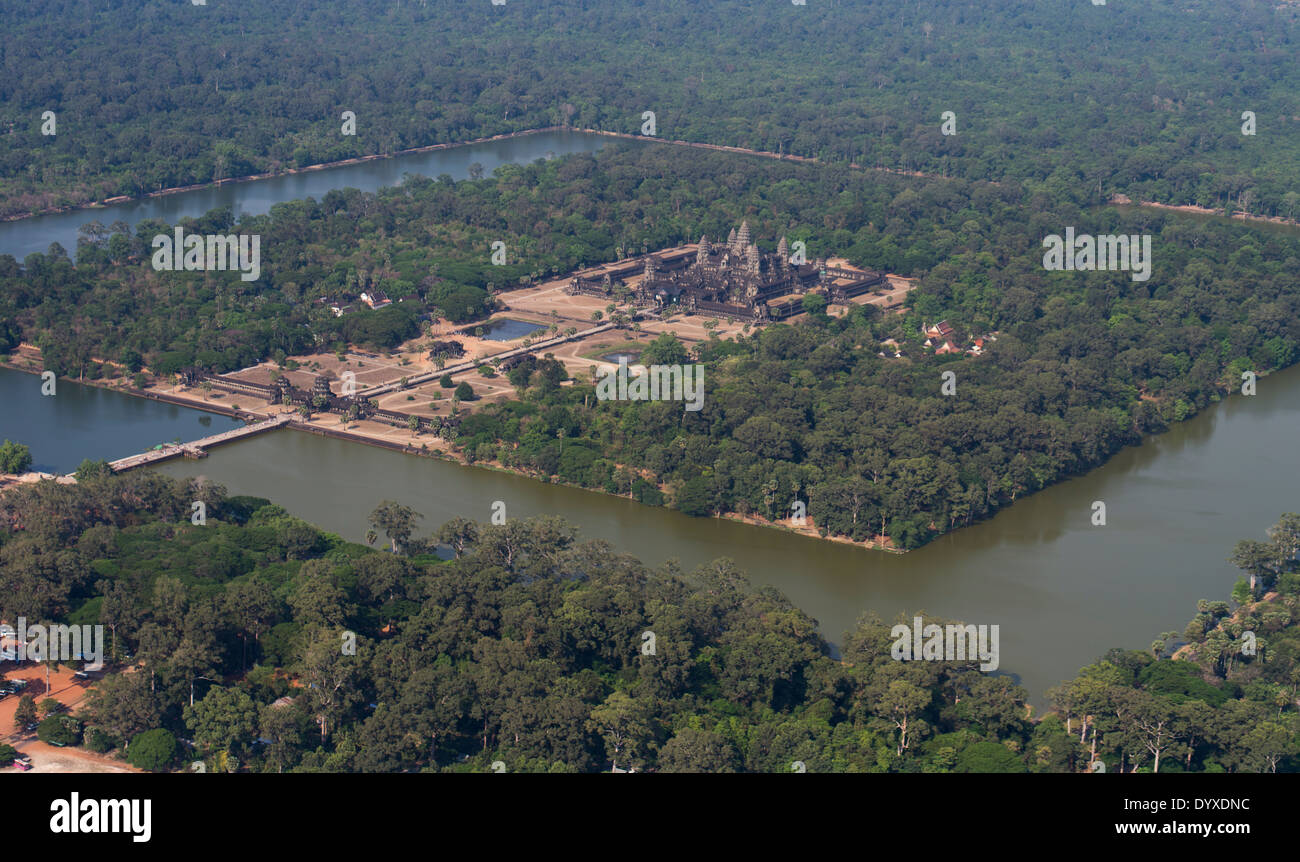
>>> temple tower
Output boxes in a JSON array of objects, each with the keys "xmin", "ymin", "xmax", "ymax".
[
  {"xmin": 736, "ymin": 220, "xmax": 752, "ymax": 251},
  {"xmin": 697, "ymin": 235, "xmax": 711, "ymax": 265}
]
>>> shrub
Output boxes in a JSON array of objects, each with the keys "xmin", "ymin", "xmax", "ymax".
[
  {"xmin": 37, "ymin": 715, "xmax": 80, "ymax": 747},
  {"xmin": 84, "ymin": 727, "xmax": 117, "ymax": 754},
  {"xmin": 127, "ymin": 729, "xmax": 179, "ymax": 772},
  {"xmin": 0, "ymin": 439, "xmax": 32, "ymax": 474}
]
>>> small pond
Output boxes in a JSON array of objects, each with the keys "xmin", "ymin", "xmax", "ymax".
[{"xmin": 476, "ymin": 319, "xmax": 546, "ymax": 342}]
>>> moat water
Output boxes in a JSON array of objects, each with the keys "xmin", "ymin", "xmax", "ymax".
[
  {"xmin": 0, "ymin": 368, "xmax": 240, "ymax": 474},
  {"xmin": 4, "ymin": 361, "xmax": 1297, "ymax": 704},
  {"xmin": 0, "ymin": 130, "xmax": 608, "ymax": 261}
]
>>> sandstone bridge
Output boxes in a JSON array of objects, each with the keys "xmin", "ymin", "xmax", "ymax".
[{"xmin": 102, "ymin": 413, "xmax": 292, "ymax": 473}]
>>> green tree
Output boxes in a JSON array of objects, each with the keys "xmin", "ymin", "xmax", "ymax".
[
  {"xmin": 368, "ymin": 500, "xmax": 423, "ymax": 554},
  {"xmin": 298, "ymin": 627, "xmax": 360, "ymax": 744},
  {"xmin": 185, "ymin": 687, "xmax": 260, "ymax": 763},
  {"xmin": 657, "ymin": 728, "xmax": 740, "ymax": 773},
  {"xmin": 13, "ymin": 694, "xmax": 37, "ymax": 731},
  {"xmin": 37, "ymin": 715, "xmax": 79, "ymax": 746},
  {"xmin": 878, "ymin": 678, "xmax": 931, "ymax": 757},
  {"xmin": 0, "ymin": 439, "xmax": 33, "ymax": 474},
  {"xmin": 74, "ymin": 459, "xmax": 113, "ymax": 481},
  {"xmin": 127, "ymin": 728, "xmax": 179, "ymax": 772},
  {"xmin": 640, "ymin": 332, "xmax": 688, "ymax": 366},
  {"xmin": 588, "ymin": 691, "xmax": 651, "ymax": 773},
  {"xmin": 259, "ymin": 702, "xmax": 305, "ymax": 774},
  {"xmin": 674, "ymin": 477, "xmax": 712, "ymax": 517},
  {"xmin": 801, "ymin": 292, "xmax": 828, "ymax": 316}
]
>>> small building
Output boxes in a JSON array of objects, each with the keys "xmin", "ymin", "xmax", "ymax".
[
  {"xmin": 317, "ymin": 297, "xmax": 354, "ymax": 317},
  {"xmin": 360, "ymin": 289, "xmax": 391, "ymax": 310},
  {"xmin": 923, "ymin": 320, "xmax": 955, "ymax": 340},
  {"xmin": 935, "ymin": 340, "xmax": 962, "ymax": 355}
]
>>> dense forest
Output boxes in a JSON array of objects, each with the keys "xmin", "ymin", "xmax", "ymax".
[
  {"xmin": 0, "ymin": 473, "xmax": 1294, "ymax": 772},
  {"xmin": 3, "ymin": 143, "xmax": 1298, "ymax": 546},
  {"xmin": 1, "ymin": 0, "xmax": 1299, "ymax": 219},
  {"xmin": 3, "ymin": 0, "xmax": 1297, "ymax": 782}
]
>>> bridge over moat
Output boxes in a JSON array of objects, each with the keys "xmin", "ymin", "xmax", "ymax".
[{"xmin": 104, "ymin": 413, "xmax": 291, "ymax": 473}]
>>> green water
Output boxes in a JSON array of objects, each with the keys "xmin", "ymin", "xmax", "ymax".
[{"xmin": 148, "ymin": 364, "xmax": 1300, "ymax": 700}]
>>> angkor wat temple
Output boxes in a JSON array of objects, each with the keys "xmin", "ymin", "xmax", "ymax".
[{"xmin": 566, "ymin": 222, "xmax": 887, "ymax": 321}]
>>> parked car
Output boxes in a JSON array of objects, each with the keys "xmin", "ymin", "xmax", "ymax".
[
  {"xmin": 73, "ymin": 671, "xmax": 92, "ymax": 680},
  {"xmin": 12, "ymin": 760, "xmax": 31, "ymax": 771}
]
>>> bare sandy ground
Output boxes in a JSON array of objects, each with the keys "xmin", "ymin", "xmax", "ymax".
[
  {"xmin": 1, "ymin": 665, "xmax": 140, "ymax": 773},
  {"xmin": 1, "ymin": 665, "xmax": 92, "ymax": 727},
  {"xmin": 6, "ymin": 740, "xmax": 138, "ymax": 774}
]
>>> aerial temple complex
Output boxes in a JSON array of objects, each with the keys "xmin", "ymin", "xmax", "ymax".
[{"xmin": 566, "ymin": 221, "xmax": 887, "ymax": 321}]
